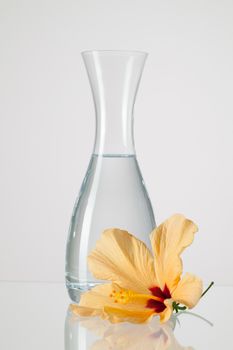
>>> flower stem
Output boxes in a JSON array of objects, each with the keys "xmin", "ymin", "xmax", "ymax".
[
  {"xmin": 201, "ymin": 281, "xmax": 214, "ymax": 298},
  {"xmin": 172, "ymin": 301, "xmax": 186, "ymax": 312}
]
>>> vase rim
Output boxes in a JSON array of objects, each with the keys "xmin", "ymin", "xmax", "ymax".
[{"xmin": 81, "ymin": 50, "xmax": 148, "ymax": 56}]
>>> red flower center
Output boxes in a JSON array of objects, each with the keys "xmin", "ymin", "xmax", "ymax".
[{"xmin": 146, "ymin": 285, "xmax": 171, "ymax": 313}]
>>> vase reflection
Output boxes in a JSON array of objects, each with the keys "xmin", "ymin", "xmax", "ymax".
[{"xmin": 65, "ymin": 308, "xmax": 195, "ymax": 350}]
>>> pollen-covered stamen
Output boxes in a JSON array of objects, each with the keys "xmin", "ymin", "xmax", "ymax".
[
  {"xmin": 109, "ymin": 288, "xmax": 164, "ymax": 305},
  {"xmin": 109, "ymin": 289, "xmax": 131, "ymax": 304}
]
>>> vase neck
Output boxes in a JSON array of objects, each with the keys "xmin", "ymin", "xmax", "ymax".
[{"xmin": 82, "ymin": 50, "xmax": 148, "ymax": 155}]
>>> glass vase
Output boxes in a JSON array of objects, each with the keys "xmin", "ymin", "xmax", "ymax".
[{"xmin": 66, "ymin": 50, "xmax": 156, "ymax": 302}]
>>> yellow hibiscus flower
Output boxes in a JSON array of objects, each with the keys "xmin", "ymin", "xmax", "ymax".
[{"xmin": 71, "ymin": 214, "xmax": 204, "ymax": 323}]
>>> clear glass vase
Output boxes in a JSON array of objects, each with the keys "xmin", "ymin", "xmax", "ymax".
[{"xmin": 66, "ymin": 50, "xmax": 156, "ymax": 302}]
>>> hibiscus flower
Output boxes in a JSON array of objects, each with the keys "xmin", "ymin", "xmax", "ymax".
[{"xmin": 71, "ymin": 214, "xmax": 204, "ymax": 323}]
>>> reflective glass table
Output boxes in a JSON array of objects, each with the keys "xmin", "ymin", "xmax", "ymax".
[{"xmin": 0, "ymin": 282, "xmax": 231, "ymax": 349}]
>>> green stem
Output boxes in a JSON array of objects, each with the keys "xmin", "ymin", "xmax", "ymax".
[
  {"xmin": 176, "ymin": 305, "xmax": 187, "ymax": 310},
  {"xmin": 172, "ymin": 301, "xmax": 186, "ymax": 312},
  {"xmin": 201, "ymin": 281, "xmax": 214, "ymax": 298}
]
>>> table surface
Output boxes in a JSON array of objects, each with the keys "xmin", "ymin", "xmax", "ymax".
[{"xmin": 0, "ymin": 282, "xmax": 232, "ymax": 349}]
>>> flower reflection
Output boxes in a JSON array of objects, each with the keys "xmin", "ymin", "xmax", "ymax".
[{"xmin": 65, "ymin": 308, "xmax": 194, "ymax": 350}]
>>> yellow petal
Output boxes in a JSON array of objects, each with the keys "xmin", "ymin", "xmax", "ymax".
[
  {"xmin": 70, "ymin": 304, "xmax": 102, "ymax": 317},
  {"xmin": 159, "ymin": 299, "xmax": 173, "ymax": 323},
  {"xmin": 88, "ymin": 229, "xmax": 157, "ymax": 294},
  {"xmin": 171, "ymin": 273, "xmax": 203, "ymax": 308},
  {"xmin": 150, "ymin": 214, "xmax": 198, "ymax": 293},
  {"xmin": 79, "ymin": 284, "xmax": 113, "ymax": 308},
  {"xmin": 70, "ymin": 283, "xmax": 156, "ymax": 323},
  {"xmin": 70, "ymin": 284, "xmax": 113, "ymax": 319},
  {"xmin": 103, "ymin": 306, "xmax": 154, "ymax": 324}
]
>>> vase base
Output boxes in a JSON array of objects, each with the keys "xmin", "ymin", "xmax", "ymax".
[{"xmin": 66, "ymin": 278, "xmax": 104, "ymax": 303}]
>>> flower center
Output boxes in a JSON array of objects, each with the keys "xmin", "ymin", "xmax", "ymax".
[{"xmin": 146, "ymin": 285, "xmax": 171, "ymax": 313}]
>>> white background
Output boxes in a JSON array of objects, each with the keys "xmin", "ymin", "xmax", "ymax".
[{"xmin": 0, "ymin": 0, "xmax": 232, "ymax": 285}]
